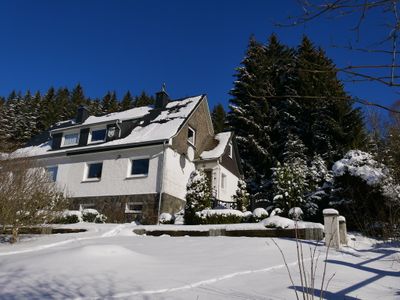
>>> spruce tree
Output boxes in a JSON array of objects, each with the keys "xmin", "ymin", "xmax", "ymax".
[
  {"xmin": 69, "ymin": 83, "xmax": 86, "ymax": 118},
  {"xmin": 135, "ymin": 91, "xmax": 154, "ymax": 107},
  {"xmin": 101, "ymin": 91, "xmax": 119, "ymax": 114},
  {"xmin": 293, "ymin": 36, "xmax": 366, "ymax": 164},
  {"xmin": 229, "ymin": 35, "xmax": 295, "ymax": 200},
  {"xmin": 211, "ymin": 103, "xmax": 227, "ymax": 133},
  {"xmin": 121, "ymin": 91, "xmax": 134, "ymax": 111}
]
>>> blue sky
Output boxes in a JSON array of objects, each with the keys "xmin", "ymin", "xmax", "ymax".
[{"xmin": 0, "ymin": 0, "xmax": 397, "ymax": 112}]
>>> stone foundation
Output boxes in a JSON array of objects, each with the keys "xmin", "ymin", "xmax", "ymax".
[{"xmin": 70, "ymin": 193, "xmax": 185, "ymax": 224}]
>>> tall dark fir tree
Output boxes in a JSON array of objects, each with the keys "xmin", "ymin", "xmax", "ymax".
[
  {"xmin": 211, "ymin": 103, "xmax": 227, "ymax": 133},
  {"xmin": 229, "ymin": 35, "xmax": 295, "ymax": 200}
]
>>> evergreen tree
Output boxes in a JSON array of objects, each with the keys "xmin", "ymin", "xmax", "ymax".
[
  {"xmin": 121, "ymin": 91, "xmax": 134, "ymax": 111},
  {"xmin": 232, "ymin": 179, "xmax": 250, "ymax": 212},
  {"xmin": 38, "ymin": 87, "xmax": 56, "ymax": 131},
  {"xmin": 184, "ymin": 170, "xmax": 213, "ymax": 224},
  {"xmin": 211, "ymin": 103, "xmax": 227, "ymax": 133},
  {"xmin": 101, "ymin": 91, "xmax": 119, "ymax": 114},
  {"xmin": 229, "ymin": 35, "xmax": 295, "ymax": 201},
  {"xmin": 293, "ymin": 36, "xmax": 366, "ymax": 163},
  {"xmin": 54, "ymin": 88, "xmax": 71, "ymax": 122},
  {"xmin": 69, "ymin": 83, "xmax": 86, "ymax": 118},
  {"xmin": 135, "ymin": 91, "xmax": 154, "ymax": 107}
]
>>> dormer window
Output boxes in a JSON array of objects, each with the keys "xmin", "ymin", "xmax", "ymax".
[
  {"xmin": 89, "ymin": 128, "xmax": 107, "ymax": 144},
  {"xmin": 188, "ymin": 126, "xmax": 196, "ymax": 146},
  {"xmin": 61, "ymin": 132, "xmax": 80, "ymax": 147},
  {"xmin": 228, "ymin": 142, "xmax": 233, "ymax": 158}
]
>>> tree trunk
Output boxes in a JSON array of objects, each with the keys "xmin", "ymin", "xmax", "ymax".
[{"xmin": 11, "ymin": 227, "xmax": 19, "ymax": 243}]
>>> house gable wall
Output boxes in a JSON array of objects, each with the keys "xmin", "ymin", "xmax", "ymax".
[{"xmin": 171, "ymin": 98, "xmax": 214, "ymax": 157}]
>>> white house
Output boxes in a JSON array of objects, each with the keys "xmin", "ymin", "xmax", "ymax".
[{"xmin": 14, "ymin": 90, "xmax": 243, "ymax": 223}]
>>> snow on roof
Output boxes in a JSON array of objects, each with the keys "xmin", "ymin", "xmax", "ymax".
[
  {"xmin": 200, "ymin": 132, "xmax": 232, "ymax": 160},
  {"xmin": 82, "ymin": 106, "xmax": 152, "ymax": 126},
  {"xmin": 13, "ymin": 95, "xmax": 204, "ymax": 158}
]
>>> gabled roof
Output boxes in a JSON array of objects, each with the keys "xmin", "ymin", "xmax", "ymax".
[{"xmin": 13, "ymin": 95, "xmax": 205, "ymax": 158}]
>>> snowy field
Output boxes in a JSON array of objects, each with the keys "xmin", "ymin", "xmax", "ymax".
[{"xmin": 0, "ymin": 223, "xmax": 399, "ymax": 299}]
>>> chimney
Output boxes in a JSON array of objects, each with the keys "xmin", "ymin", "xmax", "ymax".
[
  {"xmin": 155, "ymin": 83, "xmax": 170, "ymax": 109},
  {"xmin": 76, "ymin": 105, "xmax": 90, "ymax": 123}
]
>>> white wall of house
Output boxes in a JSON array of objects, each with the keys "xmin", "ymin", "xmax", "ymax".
[
  {"xmin": 195, "ymin": 160, "xmax": 239, "ymax": 202},
  {"xmin": 162, "ymin": 147, "xmax": 196, "ymax": 201},
  {"xmin": 215, "ymin": 164, "xmax": 239, "ymax": 202},
  {"xmin": 38, "ymin": 145, "xmax": 164, "ymax": 198}
]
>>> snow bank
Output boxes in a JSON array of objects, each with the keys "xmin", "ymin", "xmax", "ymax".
[{"xmin": 260, "ymin": 215, "xmax": 323, "ymax": 230}]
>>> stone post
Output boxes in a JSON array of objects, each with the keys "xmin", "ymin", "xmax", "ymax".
[
  {"xmin": 338, "ymin": 215, "xmax": 347, "ymax": 245},
  {"xmin": 323, "ymin": 208, "xmax": 340, "ymax": 250}
]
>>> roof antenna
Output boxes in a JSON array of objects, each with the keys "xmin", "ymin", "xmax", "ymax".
[{"xmin": 162, "ymin": 83, "xmax": 167, "ymax": 93}]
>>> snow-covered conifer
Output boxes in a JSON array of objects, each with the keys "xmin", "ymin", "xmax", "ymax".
[
  {"xmin": 232, "ymin": 179, "xmax": 249, "ymax": 212},
  {"xmin": 184, "ymin": 170, "xmax": 213, "ymax": 224}
]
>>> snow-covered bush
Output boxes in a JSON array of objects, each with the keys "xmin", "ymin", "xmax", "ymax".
[
  {"xmin": 260, "ymin": 215, "xmax": 294, "ymax": 229},
  {"xmin": 242, "ymin": 211, "xmax": 253, "ymax": 222},
  {"xmin": 52, "ymin": 209, "xmax": 107, "ymax": 224},
  {"xmin": 288, "ymin": 207, "xmax": 303, "ymax": 220},
  {"xmin": 253, "ymin": 207, "xmax": 268, "ymax": 221},
  {"xmin": 159, "ymin": 212, "xmax": 174, "ymax": 224},
  {"xmin": 271, "ymin": 159, "xmax": 308, "ymax": 216},
  {"xmin": 184, "ymin": 170, "xmax": 213, "ymax": 225},
  {"xmin": 232, "ymin": 179, "xmax": 249, "ymax": 212},
  {"xmin": 331, "ymin": 150, "xmax": 400, "ymax": 237},
  {"xmin": 196, "ymin": 209, "xmax": 243, "ymax": 224},
  {"xmin": 52, "ymin": 210, "xmax": 81, "ymax": 224},
  {"xmin": 270, "ymin": 208, "xmax": 283, "ymax": 217}
]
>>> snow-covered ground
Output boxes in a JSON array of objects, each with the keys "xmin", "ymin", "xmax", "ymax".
[{"xmin": 0, "ymin": 223, "xmax": 399, "ymax": 299}]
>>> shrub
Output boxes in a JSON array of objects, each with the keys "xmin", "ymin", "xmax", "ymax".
[
  {"xmin": 159, "ymin": 212, "xmax": 174, "ymax": 224},
  {"xmin": 184, "ymin": 170, "xmax": 213, "ymax": 224},
  {"xmin": 51, "ymin": 214, "xmax": 80, "ymax": 224},
  {"xmin": 195, "ymin": 209, "xmax": 244, "ymax": 224},
  {"xmin": 253, "ymin": 208, "xmax": 269, "ymax": 221},
  {"xmin": 82, "ymin": 209, "xmax": 107, "ymax": 223},
  {"xmin": 0, "ymin": 157, "xmax": 68, "ymax": 242}
]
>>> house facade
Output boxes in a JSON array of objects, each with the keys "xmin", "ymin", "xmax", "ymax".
[{"xmin": 15, "ymin": 91, "xmax": 242, "ymax": 223}]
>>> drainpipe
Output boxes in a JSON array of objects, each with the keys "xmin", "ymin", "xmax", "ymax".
[
  {"xmin": 157, "ymin": 140, "xmax": 167, "ymax": 225},
  {"xmin": 116, "ymin": 120, "xmax": 122, "ymax": 138}
]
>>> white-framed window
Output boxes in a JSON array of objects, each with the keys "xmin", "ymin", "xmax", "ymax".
[
  {"xmin": 228, "ymin": 142, "xmax": 233, "ymax": 158},
  {"xmin": 61, "ymin": 132, "xmax": 80, "ymax": 147},
  {"xmin": 88, "ymin": 127, "xmax": 107, "ymax": 144},
  {"xmin": 46, "ymin": 166, "xmax": 58, "ymax": 182},
  {"xmin": 187, "ymin": 126, "xmax": 196, "ymax": 145},
  {"xmin": 83, "ymin": 162, "xmax": 103, "ymax": 181},
  {"xmin": 125, "ymin": 202, "xmax": 143, "ymax": 213},
  {"xmin": 127, "ymin": 158, "xmax": 150, "ymax": 178},
  {"xmin": 221, "ymin": 173, "xmax": 227, "ymax": 189}
]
